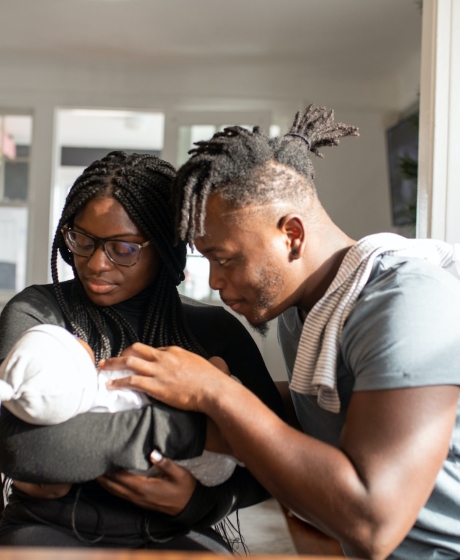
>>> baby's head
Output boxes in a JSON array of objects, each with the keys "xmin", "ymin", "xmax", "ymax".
[{"xmin": 0, "ymin": 324, "xmax": 98, "ymax": 424}]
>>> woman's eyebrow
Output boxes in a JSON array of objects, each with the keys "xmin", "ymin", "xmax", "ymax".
[{"xmin": 72, "ymin": 224, "xmax": 142, "ymax": 238}]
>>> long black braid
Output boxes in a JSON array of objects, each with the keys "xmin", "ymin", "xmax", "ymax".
[
  {"xmin": 172, "ymin": 104, "xmax": 359, "ymax": 244},
  {"xmin": 51, "ymin": 151, "xmax": 208, "ymax": 363}
]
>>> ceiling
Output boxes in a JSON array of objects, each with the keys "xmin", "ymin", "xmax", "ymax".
[{"xmin": 0, "ymin": 0, "xmax": 422, "ymax": 78}]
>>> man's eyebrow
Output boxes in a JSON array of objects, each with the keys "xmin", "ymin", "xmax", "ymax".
[{"xmin": 199, "ymin": 246, "xmax": 220, "ymax": 255}]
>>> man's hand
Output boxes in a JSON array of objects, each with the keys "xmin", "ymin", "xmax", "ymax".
[
  {"xmin": 99, "ymin": 343, "xmax": 232, "ymax": 412},
  {"xmin": 101, "ymin": 345, "xmax": 234, "ymax": 456},
  {"xmin": 97, "ymin": 450, "xmax": 197, "ymax": 516},
  {"xmin": 12, "ymin": 481, "xmax": 72, "ymax": 499}
]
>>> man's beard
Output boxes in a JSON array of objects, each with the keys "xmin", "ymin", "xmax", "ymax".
[
  {"xmin": 249, "ymin": 320, "xmax": 270, "ymax": 337},
  {"xmin": 247, "ymin": 260, "xmax": 285, "ymax": 337}
]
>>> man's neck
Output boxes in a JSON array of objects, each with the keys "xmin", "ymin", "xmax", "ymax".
[{"xmin": 296, "ymin": 223, "xmax": 355, "ymax": 314}]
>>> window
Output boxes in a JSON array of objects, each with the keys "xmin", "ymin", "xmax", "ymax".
[{"xmin": 0, "ymin": 114, "xmax": 32, "ymax": 297}]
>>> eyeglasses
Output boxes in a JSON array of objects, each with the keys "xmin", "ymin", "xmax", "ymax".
[{"xmin": 61, "ymin": 227, "xmax": 151, "ymax": 267}]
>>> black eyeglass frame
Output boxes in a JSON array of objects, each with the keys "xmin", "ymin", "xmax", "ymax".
[{"xmin": 61, "ymin": 226, "xmax": 152, "ymax": 267}]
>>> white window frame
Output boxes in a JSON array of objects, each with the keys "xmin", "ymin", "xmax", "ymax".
[
  {"xmin": 0, "ymin": 108, "xmax": 37, "ymax": 305},
  {"xmin": 162, "ymin": 110, "xmax": 271, "ymax": 168},
  {"xmin": 417, "ymin": 0, "xmax": 460, "ymax": 244}
]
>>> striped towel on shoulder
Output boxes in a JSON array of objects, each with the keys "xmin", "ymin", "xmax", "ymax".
[{"xmin": 290, "ymin": 233, "xmax": 460, "ymax": 413}]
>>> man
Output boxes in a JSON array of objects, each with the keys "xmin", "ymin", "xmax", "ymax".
[{"xmin": 103, "ymin": 105, "xmax": 460, "ymax": 560}]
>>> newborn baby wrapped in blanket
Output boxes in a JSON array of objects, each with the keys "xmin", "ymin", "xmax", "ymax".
[{"xmin": 0, "ymin": 324, "xmax": 241, "ymax": 487}]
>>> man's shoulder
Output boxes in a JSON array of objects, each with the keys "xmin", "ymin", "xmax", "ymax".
[
  {"xmin": 350, "ymin": 255, "xmax": 460, "ymax": 325},
  {"xmin": 367, "ymin": 254, "xmax": 460, "ymax": 291},
  {"xmin": 342, "ymin": 255, "xmax": 460, "ymax": 389},
  {"xmin": 358, "ymin": 255, "xmax": 460, "ymax": 315}
]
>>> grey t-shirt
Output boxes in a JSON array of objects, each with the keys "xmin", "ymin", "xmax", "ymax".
[{"xmin": 278, "ymin": 255, "xmax": 460, "ymax": 560}]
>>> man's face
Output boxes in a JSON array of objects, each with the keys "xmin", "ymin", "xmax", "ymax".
[{"xmin": 194, "ymin": 193, "xmax": 296, "ymax": 333}]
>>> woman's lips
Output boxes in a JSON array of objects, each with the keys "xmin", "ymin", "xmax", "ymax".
[{"xmin": 85, "ymin": 279, "xmax": 117, "ymax": 294}]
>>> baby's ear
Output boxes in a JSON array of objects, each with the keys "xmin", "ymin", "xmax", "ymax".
[{"xmin": 208, "ymin": 356, "xmax": 231, "ymax": 376}]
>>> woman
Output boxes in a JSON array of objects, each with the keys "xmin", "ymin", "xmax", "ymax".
[{"xmin": 0, "ymin": 152, "xmax": 284, "ymax": 550}]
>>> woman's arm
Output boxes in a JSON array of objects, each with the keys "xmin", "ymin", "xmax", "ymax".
[
  {"xmin": 0, "ymin": 400, "xmax": 205, "ymax": 483},
  {"xmin": 0, "ymin": 286, "xmax": 206, "ymax": 483},
  {"xmin": 172, "ymin": 466, "xmax": 270, "ymax": 529}
]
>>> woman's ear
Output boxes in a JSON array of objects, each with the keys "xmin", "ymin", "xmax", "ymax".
[{"xmin": 277, "ymin": 215, "xmax": 306, "ymax": 261}]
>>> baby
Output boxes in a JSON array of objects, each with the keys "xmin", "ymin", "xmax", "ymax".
[{"xmin": 0, "ymin": 324, "xmax": 241, "ymax": 487}]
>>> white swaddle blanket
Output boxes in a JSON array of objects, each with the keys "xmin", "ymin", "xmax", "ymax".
[
  {"xmin": 290, "ymin": 233, "xmax": 460, "ymax": 414},
  {"xmin": 0, "ymin": 324, "xmax": 241, "ymax": 486}
]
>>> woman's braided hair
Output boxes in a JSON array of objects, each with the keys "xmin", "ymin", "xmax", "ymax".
[
  {"xmin": 173, "ymin": 104, "xmax": 359, "ymax": 244},
  {"xmin": 51, "ymin": 151, "xmax": 208, "ymax": 363}
]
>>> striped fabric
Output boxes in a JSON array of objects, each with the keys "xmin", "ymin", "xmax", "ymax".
[{"xmin": 290, "ymin": 233, "xmax": 460, "ymax": 413}]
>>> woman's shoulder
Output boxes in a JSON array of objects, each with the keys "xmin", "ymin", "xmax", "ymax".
[
  {"xmin": 179, "ymin": 295, "xmax": 223, "ymax": 313},
  {"xmin": 3, "ymin": 283, "xmax": 54, "ymax": 312},
  {"xmin": 3, "ymin": 280, "xmax": 73, "ymax": 312},
  {"xmin": 179, "ymin": 295, "xmax": 260, "ymax": 360},
  {"xmin": 0, "ymin": 281, "xmax": 75, "ymax": 336},
  {"xmin": 0, "ymin": 281, "xmax": 74, "ymax": 361},
  {"xmin": 180, "ymin": 295, "xmax": 242, "ymax": 331}
]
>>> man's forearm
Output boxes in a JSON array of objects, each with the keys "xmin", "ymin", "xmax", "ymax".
[
  {"xmin": 198, "ymin": 378, "xmax": 456, "ymax": 560},
  {"xmin": 200, "ymin": 378, "xmax": 367, "ymax": 535}
]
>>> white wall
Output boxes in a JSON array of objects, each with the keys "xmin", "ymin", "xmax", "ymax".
[
  {"xmin": 0, "ymin": 52, "xmax": 420, "ymax": 380},
  {"xmin": 0, "ymin": 54, "xmax": 420, "ymax": 242}
]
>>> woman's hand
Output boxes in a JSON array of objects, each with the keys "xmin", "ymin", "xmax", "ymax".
[
  {"xmin": 12, "ymin": 481, "xmax": 72, "ymax": 499},
  {"xmin": 208, "ymin": 355, "xmax": 231, "ymax": 376},
  {"xmin": 97, "ymin": 450, "xmax": 197, "ymax": 516}
]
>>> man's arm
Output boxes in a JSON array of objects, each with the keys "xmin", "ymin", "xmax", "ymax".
[
  {"xmin": 201, "ymin": 381, "xmax": 458, "ymax": 559},
  {"xmin": 102, "ymin": 344, "xmax": 459, "ymax": 560}
]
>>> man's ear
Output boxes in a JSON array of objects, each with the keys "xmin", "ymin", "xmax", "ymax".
[{"xmin": 277, "ymin": 215, "xmax": 306, "ymax": 261}]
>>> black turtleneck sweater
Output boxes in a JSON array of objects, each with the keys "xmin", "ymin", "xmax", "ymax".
[{"xmin": 0, "ymin": 281, "xmax": 284, "ymax": 544}]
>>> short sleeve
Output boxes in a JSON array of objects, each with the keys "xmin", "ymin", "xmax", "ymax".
[{"xmin": 341, "ymin": 259, "xmax": 460, "ymax": 392}]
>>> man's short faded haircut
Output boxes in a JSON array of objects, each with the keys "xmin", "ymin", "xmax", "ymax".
[{"xmin": 172, "ymin": 104, "xmax": 359, "ymax": 245}]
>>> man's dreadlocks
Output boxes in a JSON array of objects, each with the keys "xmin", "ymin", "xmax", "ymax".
[
  {"xmin": 51, "ymin": 151, "xmax": 207, "ymax": 363},
  {"xmin": 172, "ymin": 104, "xmax": 359, "ymax": 245}
]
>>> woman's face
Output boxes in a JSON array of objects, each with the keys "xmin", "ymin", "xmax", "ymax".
[{"xmin": 71, "ymin": 196, "xmax": 160, "ymax": 306}]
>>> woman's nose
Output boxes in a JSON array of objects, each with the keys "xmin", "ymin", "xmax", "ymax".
[{"xmin": 86, "ymin": 245, "xmax": 113, "ymax": 271}]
